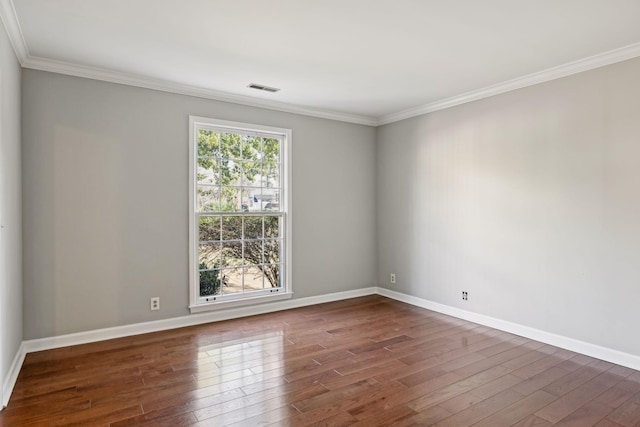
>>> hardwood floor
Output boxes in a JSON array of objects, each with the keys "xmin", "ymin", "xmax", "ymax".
[{"xmin": 2, "ymin": 295, "xmax": 640, "ymax": 426}]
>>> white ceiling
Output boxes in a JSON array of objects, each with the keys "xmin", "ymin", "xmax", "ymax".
[{"xmin": 4, "ymin": 0, "xmax": 640, "ymax": 125}]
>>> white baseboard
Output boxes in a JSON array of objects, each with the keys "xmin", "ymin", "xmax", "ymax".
[
  {"xmin": 5, "ymin": 285, "xmax": 640, "ymax": 408},
  {"xmin": 0, "ymin": 287, "xmax": 375, "ymax": 408},
  {"xmin": 23, "ymin": 287, "xmax": 378, "ymax": 353},
  {"xmin": 2, "ymin": 341, "xmax": 26, "ymax": 407},
  {"xmin": 377, "ymin": 287, "xmax": 640, "ymax": 371}
]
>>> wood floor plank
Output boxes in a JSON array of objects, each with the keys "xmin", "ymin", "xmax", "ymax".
[
  {"xmin": 606, "ymin": 392, "xmax": 640, "ymax": 426},
  {"xmin": 110, "ymin": 408, "xmax": 199, "ymax": 427},
  {"xmin": 512, "ymin": 366, "xmax": 573, "ymax": 396},
  {"xmin": 510, "ymin": 350, "xmax": 575, "ymax": 379},
  {"xmin": 468, "ymin": 373, "xmax": 524, "ymax": 399},
  {"xmin": 289, "ymin": 380, "xmax": 408, "ymax": 424},
  {"xmin": 554, "ymin": 400, "xmax": 614, "ymax": 427},
  {"xmin": 393, "ymin": 405, "xmax": 453, "ymax": 426},
  {"xmin": 349, "ymin": 404, "xmax": 417, "ymax": 426},
  {"xmin": 2, "ymin": 295, "xmax": 640, "ymax": 426},
  {"xmin": 535, "ymin": 369, "xmax": 625, "ymax": 423},
  {"xmin": 342, "ymin": 372, "xmax": 461, "ymax": 419},
  {"xmin": 543, "ymin": 359, "xmax": 614, "ymax": 397},
  {"xmin": 471, "ymin": 390, "xmax": 558, "ymax": 427},
  {"xmin": 594, "ymin": 418, "xmax": 626, "ymax": 427},
  {"xmin": 511, "ymin": 414, "xmax": 553, "ymax": 426},
  {"xmin": 321, "ymin": 359, "xmax": 407, "ymax": 390},
  {"xmin": 407, "ymin": 365, "xmax": 511, "ymax": 411},
  {"xmin": 596, "ymin": 380, "xmax": 640, "ymax": 409},
  {"xmin": 432, "ymin": 388, "xmax": 525, "ymax": 426},
  {"xmin": 292, "ymin": 378, "xmax": 380, "ymax": 413}
]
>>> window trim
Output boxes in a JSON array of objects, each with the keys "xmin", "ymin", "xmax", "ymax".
[{"xmin": 188, "ymin": 116, "xmax": 293, "ymax": 313}]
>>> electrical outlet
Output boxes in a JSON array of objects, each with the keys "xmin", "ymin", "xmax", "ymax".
[
  {"xmin": 150, "ymin": 297, "xmax": 160, "ymax": 311},
  {"xmin": 462, "ymin": 291, "xmax": 468, "ymax": 301},
  {"xmin": 390, "ymin": 273, "xmax": 396, "ymax": 284}
]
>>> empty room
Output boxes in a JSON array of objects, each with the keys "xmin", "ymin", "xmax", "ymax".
[{"xmin": 1, "ymin": 1, "xmax": 640, "ymax": 425}]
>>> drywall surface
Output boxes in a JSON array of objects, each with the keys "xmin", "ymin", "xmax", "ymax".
[
  {"xmin": 22, "ymin": 70, "xmax": 377, "ymax": 339},
  {"xmin": 0, "ymin": 21, "xmax": 22, "ymax": 391},
  {"xmin": 377, "ymin": 57, "xmax": 640, "ymax": 357}
]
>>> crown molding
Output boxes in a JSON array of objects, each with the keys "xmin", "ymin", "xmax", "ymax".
[
  {"xmin": 0, "ymin": 0, "xmax": 27, "ymax": 62},
  {"xmin": 24, "ymin": 40, "xmax": 640, "ymax": 128},
  {"xmin": 377, "ymin": 41, "xmax": 640, "ymax": 126},
  {"xmin": 21, "ymin": 55, "xmax": 378, "ymax": 126},
  {"xmin": 1, "ymin": 0, "xmax": 375, "ymax": 126},
  {"xmin": 3, "ymin": 0, "xmax": 640, "ymax": 128}
]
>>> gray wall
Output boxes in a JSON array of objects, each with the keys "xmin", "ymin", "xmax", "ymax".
[
  {"xmin": 20, "ymin": 47, "xmax": 640, "ymax": 361},
  {"xmin": 22, "ymin": 70, "xmax": 377, "ymax": 339},
  {"xmin": 377, "ymin": 57, "xmax": 640, "ymax": 357},
  {"xmin": 0, "ymin": 21, "xmax": 22, "ymax": 393}
]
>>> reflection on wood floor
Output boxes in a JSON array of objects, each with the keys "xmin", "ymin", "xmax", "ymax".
[{"xmin": 2, "ymin": 295, "xmax": 640, "ymax": 426}]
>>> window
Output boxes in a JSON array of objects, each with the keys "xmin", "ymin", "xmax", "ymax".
[{"xmin": 189, "ymin": 117, "xmax": 292, "ymax": 312}]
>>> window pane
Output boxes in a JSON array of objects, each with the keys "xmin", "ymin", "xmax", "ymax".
[
  {"xmin": 220, "ymin": 133, "xmax": 241, "ymax": 160},
  {"xmin": 264, "ymin": 239, "xmax": 281, "ymax": 264},
  {"xmin": 199, "ymin": 216, "xmax": 221, "ymax": 241},
  {"xmin": 219, "ymin": 187, "xmax": 244, "ymax": 212},
  {"xmin": 237, "ymin": 188, "xmax": 250, "ymax": 213},
  {"xmin": 244, "ymin": 240, "xmax": 264, "ymax": 265},
  {"xmin": 242, "ymin": 161, "xmax": 261, "ymax": 186},
  {"xmin": 220, "ymin": 267, "xmax": 243, "ymax": 294},
  {"xmin": 249, "ymin": 189, "xmax": 278, "ymax": 212},
  {"xmin": 220, "ymin": 158, "xmax": 241, "ymax": 186},
  {"xmin": 197, "ymin": 130, "xmax": 218, "ymax": 158},
  {"xmin": 263, "ymin": 263, "xmax": 281, "ymax": 288},
  {"xmin": 241, "ymin": 136, "xmax": 262, "ymax": 160},
  {"xmin": 221, "ymin": 216, "xmax": 242, "ymax": 241},
  {"xmin": 264, "ymin": 216, "xmax": 280, "ymax": 238},
  {"xmin": 221, "ymin": 241, "xmax": 242, "ymax": 266},
  {"xmin": 239, "ymin": 189, "xmax": 251, "ymax": 212},
  {"xmin": 197, "ymin": 186, "xmax": 221, "ymax": 212},
  {"xmin": 244, "ymin": 265, "xmax": 265, "ymax": 290},
  {"xmin": 262, "ymin": 138, "xmax": 280, "ymax": 162},
  {"xmin": 262, "ymin": 162, "xmax": 280, "ymax": 188},
  {"xmin": 244, "ymin": 216, "xmax": 263, "ymax": 239},
  {"xmin": 199, "ymin": 268, "xmax": 221, "ymax": 296},
  {"xmin": 197, "ymin": 158, "xmax": 220, "ymax": 185},
  {"xmin": 199, "ymin": 243, "xmax": 221, "ymax": 268},
  {"xmin": 245, "ymin": 188, "xmax": 262, "ymax": 211},
  {"xmin": 262, "ymin": 192, "xmax": 280, "ymax": 212}
]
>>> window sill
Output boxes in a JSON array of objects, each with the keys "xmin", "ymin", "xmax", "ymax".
[{"xmin": 189, "ymin": 291, "xmax": 293, "ymax": 313}]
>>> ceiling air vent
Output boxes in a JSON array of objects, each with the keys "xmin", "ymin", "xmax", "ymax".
[{"xmin": 248, "ymin": 83, "xmax": 280, "ymax": 93}]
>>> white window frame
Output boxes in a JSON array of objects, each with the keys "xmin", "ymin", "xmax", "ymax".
[{"xmin": 188, "ymin": 116, "xmax": 293, "ymax": 313}]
